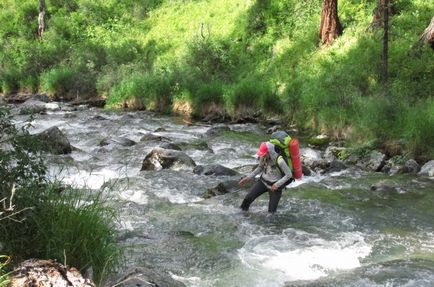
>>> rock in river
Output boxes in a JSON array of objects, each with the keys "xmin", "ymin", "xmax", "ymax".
[{"xmin": 141, "ymin": 147, "xmax": 196, "ymax": 171}]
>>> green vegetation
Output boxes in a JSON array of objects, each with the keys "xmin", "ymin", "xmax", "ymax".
[
  {"xmin": 0, "ymin": 256, "xmax": 10, "ymax": 287},
  {"xmin": 0, "ymin": 107, "xmax": 121, "ymax": 285},
  {"xmin": 0, "ymin": 0, "xmax": 433, "ymax": 158}
]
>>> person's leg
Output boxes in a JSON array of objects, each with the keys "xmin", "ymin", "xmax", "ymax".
[
  {"xmin": 240, "ymin": 181, "xmax": 268, "ymax": 211},
  {"xmin": 268, "ymin": 189, "xmax": 283, "ymax": 213}
]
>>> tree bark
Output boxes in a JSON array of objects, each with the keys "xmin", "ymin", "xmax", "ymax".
[
  {"xmin": 38, "ymin": 0, "xmax": 46, "ymax": 38},
  {"xmin": 381, "ymin": 0, "xmax": 389, "ymax": 86},
  {"xmin": 419, "ymin": 17, "xmax": 434, "ymax": 49},
  {"xmin": 319, "ymin": 0, "xmax": 342, "ymax": 45},
  {"xmin": 371, "ymin": 0, "xmax": 394, "ymax": 29}
]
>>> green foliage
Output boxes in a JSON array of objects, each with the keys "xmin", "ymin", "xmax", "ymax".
[
  {"xmin": 0, "ymin": 256, "xmax": 10, "ymax": 287},
  {"xmin": 0, "ymin": 108, "xmax": 46, "ymax": 198},
  {"xmin": 107, "ymin": 71, "xmax": 173, "ymax": 112},
  {"xmin": 1, "ymin": 0, "xmax": 433, "ymax": 157},
  {"xmin": 0, "ymin": 107, "xmax": 122, "ymax": 285}
]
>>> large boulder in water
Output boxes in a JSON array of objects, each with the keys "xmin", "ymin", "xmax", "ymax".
[
  {"xmin": 418, "ymin": 160, "xmax": 434, "ymax": 177},
  {"xmin": 193, "ymin": 164, "xmax": 238, "ymax": 176},
  {"xmin": 36, "ymin": 126, "xmax": 72, "ymax": 154},
  {"xmin": 10, "ymin": 259, "xmax": 95, "ymax": 287},
  {"xmin": 141, "ymin": 147, "xmax": 196, "ymax": 171}
]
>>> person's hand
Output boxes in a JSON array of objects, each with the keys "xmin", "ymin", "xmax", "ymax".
[
  {"xmin": 271, "ymin": 183, "xmax": 278, "ymax": 191},
  {"xmin": 239, "ymin": 177, "xmax": 250, "ymax": 186}
]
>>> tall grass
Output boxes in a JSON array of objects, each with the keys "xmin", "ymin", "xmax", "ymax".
[
  {"xmin": 1, "ymin": 0, "xmax": 433, "ymax": 157},
  {"xmin": 0, "ymin": 107, "xmax": 122, "ymax": 285},
  {"xmin": 0, "ymin": 256, "xmax": 10, "ymax": 287}
]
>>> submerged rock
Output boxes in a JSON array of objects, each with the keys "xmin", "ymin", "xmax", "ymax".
[
  {"xmin": 159, "ymin": 142, "xmax": 182, "ymax": 151},
  {"xmin": 107, "ymin": 267, "xmax": 185, "ymax": 287},
  {"xmin": 193, "ymin": 164, "xmax": 238, "ymax": 176},
  {"xmin": 205, "ymin": 125, "xmax": 230, "ymax": 137},
  {"xmin": 205, "ymin": 179, "xmax": 240, "ymax": 198},
  {"xmin": 141, "ymin": 147, "xmax": 196, "ymax": 171},
  {"xmin": 10, "ymin": 259, "xmax": 95, "ymax": 287},
  {"xmin": 36, "ymin": 126, "xmax": 72, "ymax": 154}
]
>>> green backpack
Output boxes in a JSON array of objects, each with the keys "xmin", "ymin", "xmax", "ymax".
[{"xmin": 269, "ymin": 130, "xmax": 293, "ymax": 172}]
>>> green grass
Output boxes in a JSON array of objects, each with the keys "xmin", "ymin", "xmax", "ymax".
[
  {"xmin": 0, "ymin": 256, "xmax": 10, "ymax": 287},
  {"xmin": 1, "ymin": 0, "xmax": 433, "ymax": 158},
  {"xmin": 0, "ymin": 184, "xmax": 122, "ymax": 286}
]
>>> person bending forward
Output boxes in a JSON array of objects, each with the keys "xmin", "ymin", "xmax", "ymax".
[{"xmin": 239, "ymin": 142, "xmax": 294, "ymax": 213}]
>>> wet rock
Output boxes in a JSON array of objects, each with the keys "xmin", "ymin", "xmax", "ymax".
[
  {"xmin": 45, "ymin": 102, "xmax": 60, "ymax": 111},
  {"xmin": 418, "ymin": 160, "xmax": 434, "ymax": 177},
  {"xmin": 154, "ymin": 127, "xmax": 167, "ymax": 132},
  {"xmin": 193, "ymin": 164, "xmax": 238, "ymax": 176},
  {"xmin": 266, "ymin": 125, "xmax": 282, "ymax": 134},
  {"xmin": 140, "ymin": 133, "xmax": 170, "ymax": 143},
  {"xmin": 301, "ymin": 165, "xmax": 312, "ymax": 176},
  {"xmin": 370, "ymin": 180, "xmax": 402, "ymax": 195},
  {"xmin": 31, "ymin": 93, "xmax": 50, "ymax": 102},
  {"xmin": 19, "ymin": 99, "xmax": 47, "ymax": 115},
  {"xmin": 205, "ymin": 179, "xmax": 239, "ymax": 198},
  {"xmin": 141, "ymin": 147, "xmax": 196, "ymax": 171},
  {"xmin": 326, "ymin": 159, "xmax": 347, "ymax": 173},
  {"xmin": 91, "ymin": 115, "xmax": 108, "ymax": 121},
  {"xmin": 403, "ymin": 159, "xmax": 420, "ymax": 174},
  {"xmin": 99, "ymin": 137, "xmax": 136, "ymax": 147},
  {"xmin": 177, "ymin": 140, "xmax": 212, "ymax": 152},
  {"xmin": 106, "ymin": 267, "xmax": 185, "ymax": 287},
  {"xmin": 205, "ymin": 125, "xmax": 230, "ymax": 137},
  {"xmin": 36, "ymin": 126, "xmax": 72, "ymax": 154},
  {"xmin": 112, "ymin": 137, "xmax": 136, "ymax": 147},
  {"xmin": 70, "ymin": 97, "xmax": 105, "ymax": 108},
  {"xmin": 159, "ymin": 142, "xmax": 182, "ymax": 151},
  {"xmin": 365, "ymin": 150, "xmax": 387, "ymax": 172},
  {"xmin": 324, "ymin": 146, "xmax": 347, "ymax": 161},
  {"xmin": 300, "ymin": 147, "xmax": 322, "ymax": 167},
  {"xmin": 10, "ymin": 259, "xmax": 95, "ymax": 287}
]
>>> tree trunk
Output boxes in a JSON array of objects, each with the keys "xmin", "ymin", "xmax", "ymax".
[
  {"xmin": 319, "ymin": 0, "xmax": 342, "ymax": 45},
  {"xmin": 371, "ymin": 0, "xmax": 394, "ymax": 29},
  {"xmin": 381, "ymin": 0, "xmax": 389, "ymax": 86},
  {"xmin": 38, "ymin": 0, "xmax": 46, "ymax": 38},
  {"xmin": 419, "ymin": 17, "xmax": 434, "ymax": 49}
]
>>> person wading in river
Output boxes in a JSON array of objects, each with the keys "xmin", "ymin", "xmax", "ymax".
[{"xmin": 239, "ymin": 142, "xmax": 294, "ymax": 213}]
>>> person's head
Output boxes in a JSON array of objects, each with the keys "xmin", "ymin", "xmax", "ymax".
[{"xmin": 256, "ymin": 142, "xmax": 269, "ymax": 158}]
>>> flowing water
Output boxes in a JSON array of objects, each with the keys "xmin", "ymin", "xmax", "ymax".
[{"xmin": 11, "ymin": 104, "xmax": 434, "ymax": 287}]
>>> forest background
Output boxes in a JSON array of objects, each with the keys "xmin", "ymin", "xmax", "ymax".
[{"xmin": 0, "ymin": 0, "xmax": 433, "ymax": 159}]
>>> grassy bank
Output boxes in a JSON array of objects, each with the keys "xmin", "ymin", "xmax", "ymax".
[
  {"xmin": 0, "ymin": 107, "xmax": 121, "ymax": 285},
  {"xmin": 0, "ymin": 0, "xmax": 433, "ymax": 158}
]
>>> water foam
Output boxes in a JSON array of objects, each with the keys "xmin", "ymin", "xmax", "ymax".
[{"xmin": 238, "ymin": 231, "xmax": 371, "ymax": 284}]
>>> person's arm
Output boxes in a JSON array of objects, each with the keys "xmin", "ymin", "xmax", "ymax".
[
  {"xmin": 239, "ymin": 157, "xmax": 265, "ymax": 186},
  {"xmin": 272, "ymin": 157, "xmax": 293, "ymax": 190}
]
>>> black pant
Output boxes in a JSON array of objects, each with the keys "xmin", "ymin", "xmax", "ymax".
[{"xmin": 240, "ymin": 180, "xmax": 283, "ymax": 213}]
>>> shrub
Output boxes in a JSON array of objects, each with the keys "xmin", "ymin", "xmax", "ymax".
[
  {"xmin": 107, "ymin": 71, "xmax": 174, "ymax": 112},
  {"xmin": 40, "ymin": 67, "xmax": 76, "ymax": 98},
  {"xmin": 229, "ymin": 77, "xmax": 275, "ymax": 114},
  {"xmin": 0, "ymin": 256, "xmax": 10, "ymax": 287},
  {"xmin": 0, "ymin": 107, "xmax": 122, "ymax": 285}
]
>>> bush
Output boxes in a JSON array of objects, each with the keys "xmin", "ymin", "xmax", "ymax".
[
  {"xmin": 0, "ymin": 256, "xmax": 10, "ymax": 287},
  {"xmin": 107, "ymin": 71, "xmax": 174, "ymax": 112},
  {"xmin": 229, "ymin": 77, "xmax": 276, "ymax": 114},
  {"xmin": 40, "ymin": 67, "xmax": 76, "ymax": 98},
  {"xmin": 0, "ymin": 107, "xmax": 122, "ymax": 285}
]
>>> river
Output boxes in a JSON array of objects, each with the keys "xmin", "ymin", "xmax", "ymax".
[{"xmin": 12, "ymin": 104, "xmax": 434, "ymax": 287}]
